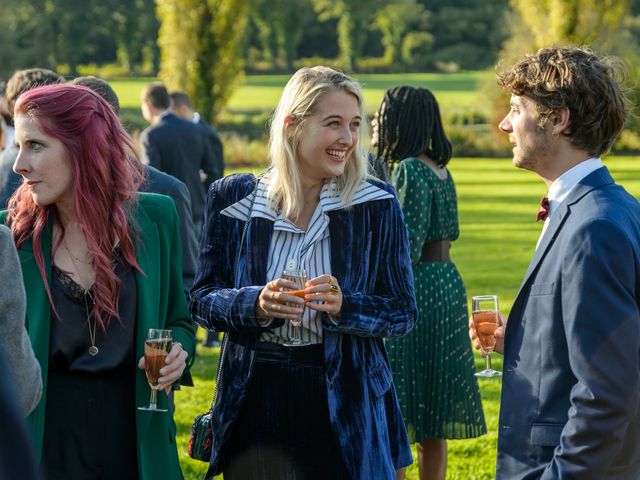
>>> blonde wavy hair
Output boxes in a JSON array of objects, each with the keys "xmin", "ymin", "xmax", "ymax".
[{"xmin": 267, "ymin": 66, "xmax": 369, "ymax": 219}]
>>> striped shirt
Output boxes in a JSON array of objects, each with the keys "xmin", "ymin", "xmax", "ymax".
[{"xmin": 221, "ymin": 177, "xmax": 394, "ymax": 344}]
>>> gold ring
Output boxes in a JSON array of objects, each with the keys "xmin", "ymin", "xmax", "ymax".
[{"xmin": 330, "ymin": 284, "xmax": 339, "ymax": 293}]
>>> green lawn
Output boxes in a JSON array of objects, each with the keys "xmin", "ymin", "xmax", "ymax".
[
  {"xmin": 113, "ymin": 71, "xmax": 490, "ymax": 126},
  {"xmin": 173, "ymin": 156, "xmax": 640, "ymax": 479}
]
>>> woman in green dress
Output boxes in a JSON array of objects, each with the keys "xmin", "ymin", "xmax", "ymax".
[{"xmin": 373, "ymin": 86, "xmax": 486, "ymax": 480}]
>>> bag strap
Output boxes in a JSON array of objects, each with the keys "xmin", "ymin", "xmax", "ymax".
[{"xmin": 208, "ymin": 181, "xmax": 259, "ymax": 412}]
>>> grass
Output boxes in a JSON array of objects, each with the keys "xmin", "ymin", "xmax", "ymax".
[
  {"xmin": 172, "ymin": 156, "xmax": 640, "ymax": 479},
  {"xmin": 112, "ymin": 71, "xmax": 490, "ymax": 133}
]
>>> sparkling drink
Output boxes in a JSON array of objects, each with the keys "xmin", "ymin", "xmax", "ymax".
[
  {"xmin": 472, "ymin": 295, "xmax": 502, "ymax": 378},
  {"xmin": 473, "ymin": 310, "xmax": 499, "ymax": 353},
  {"xmin": 144, "ymin": 339, "xmax": 170, "ymax": 386}
]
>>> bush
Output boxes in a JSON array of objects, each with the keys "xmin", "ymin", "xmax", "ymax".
[
  {"xmin": 356, "ymin": 57, "xmax": 392, "ymax": 73},
  {"xmin": 293, "ymin": 57, "xmax": 347, "ymax": 71},
  {"xmin": 76, "ymin": 63, "xmax": 131, "ymax": 79},
  {"xmin": 221, "ymin": 133, "xmax": 269, "ymax": 168}
]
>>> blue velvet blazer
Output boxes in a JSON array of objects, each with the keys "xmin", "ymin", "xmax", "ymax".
[{"xmin": 191, "ymin": 174, "xmax": 417, "ymax": 479}]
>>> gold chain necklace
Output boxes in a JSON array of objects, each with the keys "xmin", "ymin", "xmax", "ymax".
[
  {"xmin": 83, "ymin": 290, "xmax": 99, "ymax": 356},
  {"xmin": 62, "ymin": 238, "xmax": 92, "ymax": 265},
  {"xmin": 59, "ymin": 228, "xmax": 99, "ymax": 356}
]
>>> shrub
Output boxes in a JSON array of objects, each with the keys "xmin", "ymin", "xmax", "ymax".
[{"xmin": 356, "ymin": 57, "xmax": 392, "ymax": 73}]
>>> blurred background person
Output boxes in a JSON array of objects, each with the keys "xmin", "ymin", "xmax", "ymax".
[
  {"xmin": 0, "ymin": 81, "xmax": 14, "ymax": 150},
  {"xmin": 0, "ymin": 223, "xmax": 42, "ymax": 416},
  {"xmin": 0, "ymin": 351, "xmax": 40, "ymax": 480},
  {"xmin": 374, "ymin": 86, "xmax": 486, "ymax": 480},
  {"xmin": 190, "ymin": 66, "xmax": 417, "ymax": 480},
  {"xmin": 170, "ymin": 90, "xmax": 224, "ymax": 183},
  {"xmin": 170, "ymin": 89, "xmax": 224, "ymax": 347},
  {"xmin": 139, "ymin": 82, "xmax": 216, "ymax": 234},
  {"xmin": 3, "ymin": 83, "xmax": 195, "ymax": 479},
  {"xmin": 0, "ymin": 68, "xmax": 63, "ymax": 209}
]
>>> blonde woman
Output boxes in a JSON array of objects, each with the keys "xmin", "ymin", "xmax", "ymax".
[{"xmin": 191, "ymin": 66, "xmax": 417, "ymax": 480}]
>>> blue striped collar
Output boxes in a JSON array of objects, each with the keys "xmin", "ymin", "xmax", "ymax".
[{"xmin": 221, "ymin": 178, "xmax": 394, "ymax": 225}]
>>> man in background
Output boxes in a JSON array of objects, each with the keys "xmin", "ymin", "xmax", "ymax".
[
  {"xmin": 170, "ymin": 90, "xmax": 224, "ymax": 183},
  {"xmin": 139, "ymin": 82, "xmax": 216, "ymax": 233}
]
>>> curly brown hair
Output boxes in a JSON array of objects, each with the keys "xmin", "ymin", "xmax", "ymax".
[{"xmin": 497, "ymin": 47, "xmax": 629, "ymax": 157}]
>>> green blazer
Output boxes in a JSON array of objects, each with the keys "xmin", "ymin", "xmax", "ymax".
[{"xmin": 1, "ymin": 193, "xmax": 196, "ymax": 479}]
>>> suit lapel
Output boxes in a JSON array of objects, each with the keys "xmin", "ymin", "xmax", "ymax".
[{"xmin": 513, "ymin": 167, "xmax": 615, "ymax": 303}]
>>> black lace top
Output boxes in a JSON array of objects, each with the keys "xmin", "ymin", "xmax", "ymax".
[{"xmin": 49, "ymin": 251, "xmax": 137, "ymax": 373}]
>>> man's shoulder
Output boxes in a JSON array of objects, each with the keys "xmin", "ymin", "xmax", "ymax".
[{"xmin": 142, "ymin": 165, "xmax": 186, "ymax": 196}]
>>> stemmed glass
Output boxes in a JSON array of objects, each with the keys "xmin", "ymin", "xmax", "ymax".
[
  {"xmin": 472, "ymin": 295, "xmax": 502, "ymax": 378},
  {"xmin": 138, "ymin": 328, "xmax": 172, "ymax": 411},
  {"xmin": 281, "ymin": 268, "xmax": 308, "ymax": 346}
]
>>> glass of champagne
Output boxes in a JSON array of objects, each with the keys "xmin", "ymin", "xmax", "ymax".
[
  {"xmin": 138, "ymin": 328, "xmax": 172, "ymax": 411},
  {"xmin": 472, "ymin": 295, "xmax": 502, "ymax": 378},
  {"xmin": 281, "ymin": 268, "xmax": 308, "ymax": 346}
]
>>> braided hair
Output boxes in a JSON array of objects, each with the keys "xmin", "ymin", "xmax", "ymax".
[{"xmin": 375, "ymin": 86, "xmax": 452, "ymax": 167}]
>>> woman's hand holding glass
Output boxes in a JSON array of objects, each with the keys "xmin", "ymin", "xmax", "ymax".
[
  {"xmin": 468, "ymin": 311, "xmax": 507, "ymax": 355},
  {"xmin": 257, "ymin": 278, "xmax": 307, "ymax": 321},
  {"xmin": 137, "ymin": 340, "xmax": 188, "ymax": 395},
  {"xmin": 303, "ymin": 274, "xmax": 342, "ymax": 316},
  {"xmin": 257, "ymin": 274, "xmax": 342, "ymax": 319}
]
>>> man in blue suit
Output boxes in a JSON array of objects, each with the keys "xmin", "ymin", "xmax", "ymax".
[
  {"xmin": 140, "ymin": 82, "xmax": 217, "ymax": 232},
  {"xmin": 473, "ymin": 47, "xmax": 640, "ymax": 479}
]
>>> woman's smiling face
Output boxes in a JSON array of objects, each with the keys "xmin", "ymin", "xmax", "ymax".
[{"xmin": 294, "ymin": 88, "xmax": 361, "ymax": 183}]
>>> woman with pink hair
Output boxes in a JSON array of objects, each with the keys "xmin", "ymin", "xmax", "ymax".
[{"xmin": 2, "ymin": 83, "xmax": 195, "ymax": 479}]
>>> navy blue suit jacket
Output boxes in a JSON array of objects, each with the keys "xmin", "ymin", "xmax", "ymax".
[
  {"xmin": 190, "ymin": 174, "xmax": 417, "ymax": 479},
  {"xmin": 140, "ymin": 112, "xmax": 216, "ymax": 226},
  {"xmin": 497, "ymin": 167, "xmax": 640, "ymax": 479}
]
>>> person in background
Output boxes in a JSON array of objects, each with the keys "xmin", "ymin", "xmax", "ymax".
[
  {"xmin": 375, "ymin": 86, "xmax": 486, "ymax": 480},
  {"xmin": 170, "ymin": 89, "xmax": 225, "ymax": 347},
  {"xmin": 0, "ymin": 68, "xmax": 63, "ymax": 209},
  {"xmin": 139, "ymin": 82, "xmax": 216, "ymax": 232},
  {"xmin": 0, "ymin": 351, "xmax": 39, "ymax": 480},
  {"xmin": 190, "ymin": 66, "xmax": 417, "ymax": 480},
  {"xmin": 170, "ymin": 90, "xmax": 224, "ymax": 183},
  {"xmin": 0, "ymin": 81, "xmax": 14, "ymax": 150},
  {"xmin": 471, "ymin": 46, "xmax": 640, "ymax": 479},
  {"xmin": 0, "ymin": 223, "xmax": 42, "ymax": 416},
  {"xmin": 3, "ymin": 83, "xmax": 195, "ymax": 479}
]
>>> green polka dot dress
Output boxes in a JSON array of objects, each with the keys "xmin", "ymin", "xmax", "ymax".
[{"xmin": 386, "ymin": 158, "xmax": 486, "ymax": 442}]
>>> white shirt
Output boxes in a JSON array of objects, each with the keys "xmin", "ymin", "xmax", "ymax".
[
  {"xmin": 222, "ymin": 177, "xmax": 394, "ymax": 344},
  {"xmin": 537, "ymin": 158, "xmax": 603, "ymax": 249}
]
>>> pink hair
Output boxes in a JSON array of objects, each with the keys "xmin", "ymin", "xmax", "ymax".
[{"xmin": 7, "ymin": 84, "xmax": 145, "ymax": 331}]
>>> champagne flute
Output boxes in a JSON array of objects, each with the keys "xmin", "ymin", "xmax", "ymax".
[
  {"xmin": 281, "ymin": 268, "xmax": 308, "ymax": 346},
  {"xmin": 138, "ymin": 328, "xmax": 172, "ymax": 411},
  {"xmin": 472, "ymin": 295, "xmax": 502, "ymax": 378}
]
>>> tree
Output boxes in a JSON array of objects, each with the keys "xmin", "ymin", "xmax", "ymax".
[
  {"xmin": 312, "ymin": 0, "xmax": 384, "ymax": 70},
  {"xmin": 156, "ymin": 0, "xmax": 249, "ymax": 123},
  {"xmin": 252, "ymin": 0, "xmax": 314, "ymax": 70},
  {"xmin": 507, "ymin": 0, "xmax": 633, "ymax": 55},
  {"xmin": 373, "ymin": 0, "xmax": 430, "ymax": 69}
]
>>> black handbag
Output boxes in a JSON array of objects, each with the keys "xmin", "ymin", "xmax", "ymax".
[{"xmin": 187, "ymin": 184, "xmax": 257, "ymax": 462}]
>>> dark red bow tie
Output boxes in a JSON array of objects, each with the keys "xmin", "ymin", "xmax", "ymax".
[{"xmin": 537, "ymin": 196, "xmax": 550, "ymax": 222}]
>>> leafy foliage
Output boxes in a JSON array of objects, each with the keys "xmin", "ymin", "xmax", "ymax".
[{"xmin": 156, "ymin": 0, "xmax": 249, "ymax": 123}]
